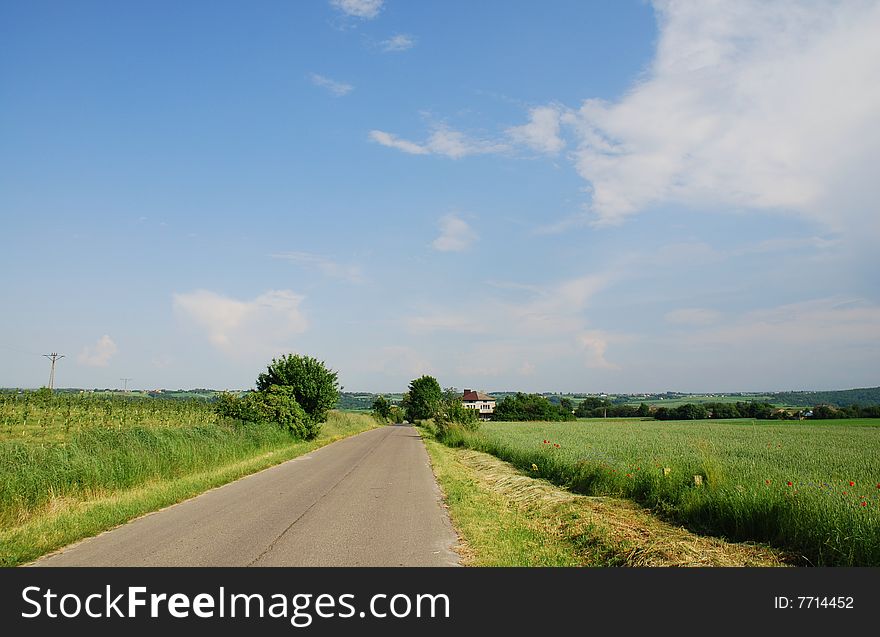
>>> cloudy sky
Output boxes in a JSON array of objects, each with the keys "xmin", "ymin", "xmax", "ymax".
[{"xmin": 2, "ymin": 0, "xmax": 878, "ymax": 393}]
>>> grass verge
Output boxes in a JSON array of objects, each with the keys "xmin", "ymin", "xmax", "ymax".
[
  {"xmin": 1, "ymin": 412, "xmax": 378, "ymax": 566},
  {"xmin": 422, "ymin": 429, "xmax": 789, "ymax": 567}
]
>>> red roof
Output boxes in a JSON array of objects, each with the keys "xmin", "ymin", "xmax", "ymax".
[{"xmin": 462, "ymin": 390, "xmax": 494, "ymax": 401}]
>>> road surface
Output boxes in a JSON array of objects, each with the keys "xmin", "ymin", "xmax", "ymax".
[{"xmin": 33, "ymin": 425, "xmax": 460, "ymax": 566}]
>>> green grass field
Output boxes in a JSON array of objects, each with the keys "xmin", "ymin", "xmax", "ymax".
[
  {"xmin": 618, "ymin": 395, "xmax": 781, "ymax": 407},
  {"xmin": 439, "ymin": 418, "xmax": 880, "ymax": 566}
]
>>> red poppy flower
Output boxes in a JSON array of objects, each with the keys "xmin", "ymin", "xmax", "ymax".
[
  {"xmin": 787, "ymin": 481, "xmax": 793, "ymax": 486},
  {"xmin": 843, "ymin": 491, "xmax": 848, "ymax": 495},
  {"xmin": 849, "ymin": 481, "xmax": 855, "ymax": 487},
  {"xmin": 861, "ymin": 501, "xmax": 867, "ymax": 507}
]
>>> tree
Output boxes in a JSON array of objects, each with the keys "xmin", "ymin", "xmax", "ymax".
[
  {"xmin": 493, "ymin": 392, "xmax": 574, "ymax": 421},
  {"xmin": 256, "ymin": 354, "xmax": 339, "ymax": 424},
  {"xmin": 674, "ymin": 403, "xmax": 708, "ymax": 420},
  {"xmin": 574, "ymin": 396, "xmax": 606, "ymax": 418},
  {"xmin": 372, "ymin": 395, "xmax": 392, "ymax": 420},
  {"xmin": 402, "ymin": 375, "xmax": 443, "ymax": 422},
  {"xmin": 637, "ymin": 402, "xmax": 650, "ymax": 417}
]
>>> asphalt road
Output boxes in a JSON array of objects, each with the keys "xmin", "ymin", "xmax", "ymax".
[{"xmin": 33, "ymin": 425, "xmax": 460, "ymax": 567}]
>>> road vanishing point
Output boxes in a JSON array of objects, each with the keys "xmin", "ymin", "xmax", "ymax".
[{"xmin": 33, "ymin": 425, "xmax": 460, "ymax": 567}]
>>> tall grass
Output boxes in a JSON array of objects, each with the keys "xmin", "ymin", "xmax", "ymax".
[
  {"xmin": 438, "ymin": 419, "xmax": 880, "ymax": 566},
  {"xmin": 0, "ymin": 394, "xmax": 379, "ymax": 530},
  {"xmin": 0, "ymin": 422, "xmax": 292, "ymax": 527}
]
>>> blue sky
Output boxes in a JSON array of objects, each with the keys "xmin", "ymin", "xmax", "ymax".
[{"xmin": 2, "ymin": 0, "xmax": 878, "ymax": 393}]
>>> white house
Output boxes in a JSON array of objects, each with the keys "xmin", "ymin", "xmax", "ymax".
[{"xmin": 461, "ymin": 389, "xmax": 496, "ymax": 419}]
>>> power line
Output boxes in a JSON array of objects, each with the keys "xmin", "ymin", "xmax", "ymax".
[
  {"xmin": 42, "ymin": 353, "xmax": 65, "ymax": 390},
  {"xmin": 120, "ymin": 377, "xmax": 133, "ymax": 393}
]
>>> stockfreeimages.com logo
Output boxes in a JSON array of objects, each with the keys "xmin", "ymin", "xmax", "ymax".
[{"xmin": 22, "ymin": 586, "xmax": 450, "ymax": 627}]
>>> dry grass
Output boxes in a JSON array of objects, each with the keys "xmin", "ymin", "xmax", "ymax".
[{"xmin": 453, "ymin": 447, "xmax": 791, "ymax": 567}]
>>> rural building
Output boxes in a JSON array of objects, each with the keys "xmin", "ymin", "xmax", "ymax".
[{"xmin": 461, "ymin": 389, "xmax": 496, "ymax": 419}]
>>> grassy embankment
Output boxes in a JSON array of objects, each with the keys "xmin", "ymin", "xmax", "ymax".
[
  {"xmin": 432, "ymin": 418, "xmax": 880, "ymax": 566},
  {"xmin": 422, "ymin": 428, "xmax": 786, "ymax": 566},
  {"xmin": 0, "ymin": 392, "xmax": 377, "ymax": 566}
]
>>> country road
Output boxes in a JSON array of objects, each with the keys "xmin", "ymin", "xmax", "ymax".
[{"xmin": 33, "ymin": 425, "xmax": 460, "ymax": 567}]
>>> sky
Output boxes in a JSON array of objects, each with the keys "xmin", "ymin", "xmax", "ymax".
[{"xmin": 1, "ymin": 0, "xmax": 879, "ymax": 393}]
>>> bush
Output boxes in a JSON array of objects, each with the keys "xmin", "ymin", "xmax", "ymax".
[
  {"xmin": 252, "ymin": 385, "xmax": 315, "ymax": 439},
  {"xmin": 434, "ymin": 391, "xmax": 480, "ymax": 440},
  {"xmin": 389, "ymin": 405, "xmax": 406, "ymax": 424},
  {"xmin": 215, "ymin": 391, "xmax": 263, "ymax": 423},
  {"xmin": 214, "ymin": 387, "xmax": 316, "ymax": 440},
  {"xmin": 256, "ymin": 354, "xmax": 340, "ymax": 424}
]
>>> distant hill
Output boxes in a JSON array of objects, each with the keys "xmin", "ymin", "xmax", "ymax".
[
  {"xmin": 770, "ymin": 387, "xmax": 880, "ymax": 407},
  {"xmin": 337, "ymin": 392, "xmax": 404, "ymax": 411}
]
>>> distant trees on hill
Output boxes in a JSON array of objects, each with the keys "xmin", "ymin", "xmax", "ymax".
[
  {"xmin": 569, "ymin": 399, "xmax": 880, "ymax": 420},
  {"xmin": 772, "ymin": 387, "xmax": 880, "ymax": 408},
  {"xmin": 651, "ymin": 402, "xmax": 880, "ymax": 420},
  {"xmin": 653, "ymin": 401, "xmax": 777, "ymax": 420},
  {"xmin": 810, "ymin": 404, "xmax": 880, "ymax": 419}
]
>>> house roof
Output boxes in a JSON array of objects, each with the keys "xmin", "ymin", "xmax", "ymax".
[{"xmin": 462, "ymin": 390, "xmax": 495, "ymax": 401}]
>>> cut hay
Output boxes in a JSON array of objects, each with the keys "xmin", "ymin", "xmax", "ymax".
[{"xmin": 455, "ymin": 449, "xmax": 791, "ymax": 567}]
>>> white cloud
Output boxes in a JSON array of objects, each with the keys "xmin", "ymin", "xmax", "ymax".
[
  {"xmin": 272, "ymin": 251, "xmax": 364, "ymax": 283},
  {"xmin": 665, "ymin": 308, "xmax": 721, "ymax": 326},
  {"xmin": 562, "ymin": 1, "xmax": 880, "ymax": 232},
  {"xmin": 173, "ymin": 289, "xmax": 308, "ymax": 356},
  {"xmin": 78, "ymin": 335, "xmax": 118, "ymax": 367},
  {"xmin": 364, "ymin": 346, "xmax": 433, "ymax": 378},
  {"xmin": 403, "ymin": 272, "xmax": 622, "ymax": 376},
  {"xmin": 506, "ymin": 105, "xmax": 566, "ymax": 154},
  {"xmin": 331, "ymin": 0, "xmax": 383, "ymax": 19},
  {"xmin": 577, "ymin": 330, "xmax": 617, "ymax": 369},
  {"xmin": 381, "ymin": 34, "xmax": 416, "ymax": 52},
  {"xmin": 309, "ymin": 73, "xmax": 353, "ymax": 97},
  {"xmin": 405, "ymin": 312, "xmax": 486, "ymax": 334},
  {"xmin": 368, "ymin": 130, "xmax": 429, "ymax": 155},
  {"xmin": 432, "ymin": 214, "xmax": 475, "ymax": 252},
  {"xmin": 510, "ymin": 274, "xmax": 610, "ymax": 336},
  {"xmin": 369, "ymin": 126, "xmax": 508, "ymax": 159},
  {"xmin": 686, "ymin": 298, "xmax": 880, "ymax": 349}
]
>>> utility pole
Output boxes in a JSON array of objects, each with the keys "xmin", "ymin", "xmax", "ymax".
[
  {"xmin": 43, "ymin": 353, "xmax": 65, "ymax": 390},
  {"xmin": 120, "ymin": 378, "xmax": 133, "ymax": 393}
]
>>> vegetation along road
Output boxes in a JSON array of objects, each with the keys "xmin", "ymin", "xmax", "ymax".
[{"xmin": 33, "ymin": 425, "xmax": 459, "ymax": 567}]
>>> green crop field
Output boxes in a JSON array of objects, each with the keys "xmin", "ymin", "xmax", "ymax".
[
  {"xmin": 0, "ymin": 391, "xmax": 218, "ymax": 443},
  {"xmin": 619, "ymin": 395, "xmax": 781, "ymax": 407},
  {"xmin": 439, "ymin": 418, "xmax": 880, "ymax": 566}
]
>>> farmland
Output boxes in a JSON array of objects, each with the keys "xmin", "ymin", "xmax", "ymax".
[
  {"xmin": 438, "ymin": 418, "xmax": 880, "ymax": 566},
  {"xmin": 0, "ymin": 390, "xmax": 219, "ymax": 442},
  {"xmin": 0, "ymin": 390, "xmax": 377, "ymax": 565}
]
